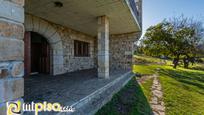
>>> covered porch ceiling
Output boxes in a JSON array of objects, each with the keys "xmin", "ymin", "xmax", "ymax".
[{"xmin": 25, "ymin": 0, "xmax": 140, "ymax": 36}]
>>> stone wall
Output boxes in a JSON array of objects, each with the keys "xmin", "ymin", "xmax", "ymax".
[
  {"xmin": 110, "ymin": 32, "xmax": 141, "ymax": 70},
  {"xmin": 61, "ymin": 29, "xmax": 96, "ymax": 72},
  {"xmin": 0, "ymin": 0, "xmax": 141, "ymax": 114},
  {"xmin": 0, "ymin": 0, "xmax": 25, "ymax": 114},
  {"xmin": 25, "ymin": 14, "xmax": 96, "ymax": 74},
  {"xmin": 24, "ymin": 15, "xmax": 141, "ymax": 74}
]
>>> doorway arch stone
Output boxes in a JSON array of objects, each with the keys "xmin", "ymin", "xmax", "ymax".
[{"xmin": 24, "ymin": 14, "xmax": 64, "ymax": 75}]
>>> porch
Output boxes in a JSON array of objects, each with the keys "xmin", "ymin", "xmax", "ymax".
[
  {"xmin": 24, "ymin": 69, "xmax": 134, "ymax": 114},
  {"xmin": 0, "ymin": 0, "xmax": 142, "ymax": 115},
  {"xmin": 24, "ymin": 0, "xmax": 142, "ymax": 78}
]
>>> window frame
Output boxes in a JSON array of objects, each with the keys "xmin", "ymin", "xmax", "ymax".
[{"xmin": 74, "ymin": 40, "xmax": 90, "ymax": 57}]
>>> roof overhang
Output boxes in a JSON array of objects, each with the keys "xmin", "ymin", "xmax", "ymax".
[{"xmin": 25, "ymin": 0, "xmax": 141, "ymax": 36}]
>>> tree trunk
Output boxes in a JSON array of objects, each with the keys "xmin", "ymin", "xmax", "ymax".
[
  {"xmin": 173, "ymin": 55, "xmax": 180, "ymax": 69},
  {"xmin": 183, "ymin": 59, "xmax": 189, "ymax": 68},
  {"xmin": 183, "ymin": 55, "xmax": 190, "ymax": 69}
]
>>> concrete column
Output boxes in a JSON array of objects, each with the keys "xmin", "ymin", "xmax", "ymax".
[
  {"xmin": 97, "ymin": 16, "xmax": 109, "ymax": 79},
  {"xmin": 0, "ymin": 0, "xmax": 25, "ymax": 114}
]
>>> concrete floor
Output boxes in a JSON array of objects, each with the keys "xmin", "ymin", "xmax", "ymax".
[{"xmin": 24, "ymin": 69, "xmax": 129, "ymax": 106}]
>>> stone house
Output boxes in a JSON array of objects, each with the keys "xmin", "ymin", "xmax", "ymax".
[{"xmin": 0, "ymin": 0, "xmax": 142, "ymax": 114}]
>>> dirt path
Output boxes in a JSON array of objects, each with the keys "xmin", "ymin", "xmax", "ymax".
[{"xmin": 150, "ymin": 74, "xmax": 165, "ymax": 115}]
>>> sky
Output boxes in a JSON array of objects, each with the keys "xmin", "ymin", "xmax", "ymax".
[{"xmin": 143, "ymin": 0, "xmax": 204, "ymax": 34}]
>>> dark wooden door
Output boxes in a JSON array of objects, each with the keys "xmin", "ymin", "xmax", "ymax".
[
  {"xmin": 24, "ymin": 32, "xmax": 50, "ymax": 76},
  {"xmin": 24, "ymin": 32, "xmax": 31, "ymax": 77},
  {"xmin": 31, "ymin": 39, "xmax": 50, "ymax": 74}
]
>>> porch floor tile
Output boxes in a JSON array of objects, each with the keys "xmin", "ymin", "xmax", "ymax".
[{"xmin": 24, "ymin": 69, "xmax": 128, "ymax": 106}]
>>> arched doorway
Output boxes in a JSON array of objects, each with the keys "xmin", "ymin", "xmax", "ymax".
[
  {"xmin": 24, "ymin": 32, "xmax": 51, "ymax": 76},
  {"xmin": 24, "ymin": 14, "xmax": 65, "ymax": 76},
  {"xmin": 31, "ymin": 32, "xmax": 50, "ymax": 74}
]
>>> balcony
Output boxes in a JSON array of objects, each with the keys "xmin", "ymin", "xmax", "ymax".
[
  {"xmin": 25, "ymin": 0, "xmax": 142, "ymax": 36},
  {"xmin": 126, "ymin": 0, "xmax": 142, "ymax": 29}
]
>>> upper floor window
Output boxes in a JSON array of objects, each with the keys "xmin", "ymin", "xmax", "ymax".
[{"xmin": 74, "ymin": 40, "xmax": 90, "ymax": 57}]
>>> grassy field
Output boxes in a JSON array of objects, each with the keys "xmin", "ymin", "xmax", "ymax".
[
  {"xmin": 134, "ymin": 56, "xmax": 204, "ymax": 114},
  {"xmin": 159, "ymin": 66, "xmax": 204, "ymax": 114},
  {"xmin": 96, "ymin": 56, "xmax": 204, "ymax": 115},
  {"xmin": 96, "ymin": 77, "xmax": 153, "ymax": 115}
]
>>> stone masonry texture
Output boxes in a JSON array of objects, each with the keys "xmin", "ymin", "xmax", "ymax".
[
  {"xmin": 25, "ymin": 14, "xmax": 141, "ymax": 75},
  {"xmin": 0, "ymin": 0, "xmax": 25, "ymax": 114},
  {"xmin": 0, "ymin": 1, "xmax": 141, "ymax": 114},
  {"xmin": 25, "ymin": 14, "xmax": 96, "ymax": 74},
  {"xmin": 110, "ymin": 32, "xmax": 141, "ymax": 70}
]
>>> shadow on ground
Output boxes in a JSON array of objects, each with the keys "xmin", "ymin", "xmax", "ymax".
[
  {"xmin": 190, "ymin": 65, "xmax": 204, "ymax": 71},
  {"xmin": 96, "ymin": 78, "xmax": 153, "ymax": 115},
  {"xmin": 159, "ymin": 68, "xmax": 204, "ymax": 94}
]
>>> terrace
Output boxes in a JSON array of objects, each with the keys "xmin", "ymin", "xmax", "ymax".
[{"xmin": 24, "ymin": 69, "xmax": 134, "ymax": 114}]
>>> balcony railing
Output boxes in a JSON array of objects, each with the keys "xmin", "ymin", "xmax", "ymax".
[
  {"xmin": 129, "ymin": 0, "xmax": 139, "ymax": 18},
  {"xmin": 128, "ymin": 0, "xmax": 139, "ymax": 21}
]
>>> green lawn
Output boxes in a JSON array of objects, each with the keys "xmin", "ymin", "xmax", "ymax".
[
  {"xmin": 96, "ymin": 77, "xmax": 153, "ymax": 115},
  {"xmin": 133, "ymin": 56, "xmax": 204, "ymax": 115},
  {"xmin": 96, "ymin": 56, "xmax": 204, "ymax": 115},
  {"xmin": 141, "ymin": 78, "xmax": 153, "ymax": 102},
  {"xmin": 159, "ymin": 66, "xmax": 204, "ymax": 114}
]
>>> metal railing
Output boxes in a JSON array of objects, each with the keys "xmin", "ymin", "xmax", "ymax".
[{"xmin": 128, "ymin": 0, "xmax": 140, "ymax": 23}]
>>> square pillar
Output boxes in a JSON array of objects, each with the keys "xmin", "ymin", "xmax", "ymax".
[
  {"xmin": 97, "ymin": 16, "xmax": 109, "ymax": 79},
  {"xmin": 0, "ymin": 0, "xmax": 25, "ymax": 115}
]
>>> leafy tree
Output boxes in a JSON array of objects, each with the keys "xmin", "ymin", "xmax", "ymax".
[
  {"xmin": 197, "ymin": 40, "xmax": 204, "ymax": 57},
  {"xmin": 142, "ymin": 16, "xmax": 204, "ymax": 68}
]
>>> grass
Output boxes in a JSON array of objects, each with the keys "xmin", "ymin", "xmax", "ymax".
[
  {"xmin": 134, "ymin": 55, "xmax": 163, "ymax": 63},
  {"xmin": 141, "ymin": 78, "xmax": 153, "ymax": 101},
  {"xmin": 96, "ymin": 77, "xmax": 153, "ymax": 115},
  {"xmin": 191, "ymin": 63, "xmax": 204, "ymax": 71},
  {"xmin": 134, "ymin": 56, "xmax": 204, "ymax": 115},
  {"xmin": 158, "ymin": 66, "xmax": 204, "ymax": 115},
  {"xmin": 133, "ymin": 64, "xmax": 160, "ymax": 74},
  {"xmin": 96, "ymin": 55, "xmax": 204, "ymax": 114},
  {"xmin": 134, "ymin": 55, "xmax": 172, "ymax": 65}
]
